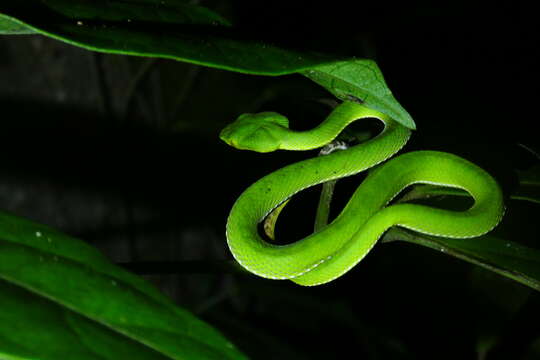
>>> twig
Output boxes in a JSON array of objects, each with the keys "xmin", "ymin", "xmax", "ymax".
[
  {"xmin": 313, "ymin": 141, "xmax": 349, "ymax": 232},
  {"xmin": 92, "ymin": 52, "xmax": 114, "ymax": 119},
  {"xmin": 169, "ymin": 64, "xmax": 201, "ymax": 122},
  {"xmin": 122, "ymin": 58, "xmax": 157, "ymax": 119}
]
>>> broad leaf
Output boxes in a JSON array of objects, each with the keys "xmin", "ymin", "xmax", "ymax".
[
  {"xmin": 0, "ymin": 281, "xmax": 170, "ymax": 360},
  {"xmin": 0, "ymin": 1, "xmax": 341, "ymax": 76},
  {"xmin": 302, "ymin": 60, "xmax": 415, "ymax": 129},
  {"xmin": 385, "ymin": 229, "xmax": 540, "ymax": 291},
  {"xmin": 0, "ymin": 1, "xmax": 415, "ymax": 127},
  {"xmin": 0, "ymin": 16, "xmax": 35, "ymax": 34},
  {"xmin": 0, "ymin": 212, "xmax": 246, "ymax": 359},
  {"xmin": 386, "ymin": 181, "xmax": 540, "ymax": 290}
]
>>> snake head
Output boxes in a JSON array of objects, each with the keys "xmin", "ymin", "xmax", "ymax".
[{"xmin": 220, "ymin": 112, "xmax": 289, "ymax": 153}]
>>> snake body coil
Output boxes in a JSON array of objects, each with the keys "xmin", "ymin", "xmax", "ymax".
[{"xmin": 220, "ymin": 102, "xmax": 504, "ymax": 286}]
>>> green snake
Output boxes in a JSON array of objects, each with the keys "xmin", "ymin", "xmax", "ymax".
[{"xmin": 220, "ymin": 101, "xmax": 504, "ymax": 286}]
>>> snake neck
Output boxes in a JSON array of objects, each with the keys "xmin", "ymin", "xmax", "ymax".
[{"xmin": 279, "ymin": 101, "xmax": 393, "ymax": 151}]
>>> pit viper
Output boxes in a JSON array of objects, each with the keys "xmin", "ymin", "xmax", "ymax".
[{"xmin": 220, "ymin": 101, "xmax": 504, "ymax": 286}]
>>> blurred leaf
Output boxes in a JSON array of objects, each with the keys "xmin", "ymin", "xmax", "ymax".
[
  {"xmin": 41, "ymin": 0, "xmax": 232, "ymax": 25},
  {"xmin": 302, "ymin": 60, "xmax": 415, "ymax": 129},
  {"xmin": 520, "ymin": 165, "xmax": 540, "ymax": 185},
  {"xmin": 524, "ymin": 337, "xmax": 540, "ymax": 360},
  {"xmin": 515, "ymin": 164, "xmax": 540, "ymax": 204},
  {"xmin": 385, "ymin": 229, "xmax": 540, "ymax": 292},
  {"xmin": 400, "ymin": 180, "xmax": 540, "ymax": 205},
  {"xmin": 0, "ymin": 1, "xmax": 414, "ymax": 126},
  {"xmin": 512, "ymin": 186, "xmax": 540, "ymax": 205},
  {"xmin": 0, "ymin": 212, "xmax": 245, "ymax": 359},
  {"xmin": 0, "ymin": 0, "xmax": 342, "ymax": 75},
  {"xmin": 0, "ymin": 16, "xmax": 35, "ymax": 34},
  {"xmin": 0, "ymin": 281, "xmax": 170, "ymax": 360}
]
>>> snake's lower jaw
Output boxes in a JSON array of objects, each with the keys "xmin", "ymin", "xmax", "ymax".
[
  {"xmin": 220, "ymin": 131, "xmax": 240, "ymax": 150},
  {"xmin": 219, "ymin": 129, "xmax": 231, "ymax": 143}
]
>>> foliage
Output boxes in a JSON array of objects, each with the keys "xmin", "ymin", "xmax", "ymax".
[{"xmin": 1, "ymin": 1, "xmax": 539, "ymax": 359}]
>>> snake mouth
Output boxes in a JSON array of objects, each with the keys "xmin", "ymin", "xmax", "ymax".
[
  {"xmin": 219, "ymin": 128, "xmax": 231, "ymax": 143},
  {"xmin": 220, "ymin": 133, "xmax": 240, "ymax": 150}
]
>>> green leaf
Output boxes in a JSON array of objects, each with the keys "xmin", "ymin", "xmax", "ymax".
[
  {"xmin": 41, "ymin": 0, "xmax": 232, "ymax": 26},
  {"xmin": 0, "ymin": 16, "xmax": 35, "ymax": 34},
  {"xmin": 399, "ymin": 180, "xmax": 540, "ymax": 206},
  {"xmin": 0, "ymin": 1, "xmax": 415, "ymax": 125},
  {"xmin": 515, "ymin": 164, "xmax": 540, "ymax": 204},
  {"xmin": 302, "ymin": 60, "xmax": 416, "ymax": 129},
  {"xmin": 518, "ymin": 164, "xmax": 540, "ymax": 186},
  {"xmin": 0, "ymin": 281, "xmax": 170, "ymax": 360},
  {"xmin": 384, "ymin": 229, "xmax": 540, "ymax": 292},
  {"xmin": 0, "ymin": 212, "xmax": 246, "ymax": 360},
  {"xmin": 0, "ymin": 1, "xmax": 342, "ymax": 75}
]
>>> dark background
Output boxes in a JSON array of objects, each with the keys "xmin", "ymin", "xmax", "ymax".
[{"xmin": 1, "ymin": 1, "xmax": 539, "ymax": 359}]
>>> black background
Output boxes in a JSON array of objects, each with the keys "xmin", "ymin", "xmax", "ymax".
[{"xmin": 1, "ymin": 1, "xmax": 539, "ymax": 359}]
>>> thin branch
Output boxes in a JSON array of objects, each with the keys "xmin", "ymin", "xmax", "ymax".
[
  {"xmin": 122, "ymin": 58, "xmax": 157, "ymax": 119},
  {"xmin": 92, "ymin": 52, "xmax": 114, "ymax": 119},
  {"xmin": 169, "ymin": 64, "xmax": 201, "ymax": 122},
  {"xmin": 314, "ymin": 141, "xmax": 349, "ymax": 232}
]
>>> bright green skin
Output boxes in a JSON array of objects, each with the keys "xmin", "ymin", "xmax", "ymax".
[{"xmin": 220, "ymin": 101, "xmax": 505, "ymax": 286}]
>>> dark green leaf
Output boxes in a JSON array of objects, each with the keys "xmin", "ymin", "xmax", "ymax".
[
  {"xmin": 0, "ymin": 1, "xmax": 415, "ymax": 125},
  {"xmin": 0, "ymin": 1, "xmax": 342, "ymax": 75},
  {"xmin": 384, "ymin": 229, "xmax": 540, "ymax": 291},
  {"xmin": 0, "ymin": 281, "xmax": 170, "ymax": 359},
  {"xmin": 302, "ymin": 60, "xmax": 416, "ymax": 129},
  {"xmin": 0, "ymin": 16, "xmax": 35, "ymax": 34},
  {"xmin": 512, "ymin": 186, "xmax": 540, "ymax": 205},
  {"xmin": 515, "ymin": 164, "xmax": 540, "ymax": 204},
  {"xmin": 41, "ymin": 0, "xmax": 232, "ymax": 26},
  {"xmin": 399, "ymin": 181, "xmax": 540, "ymax": 206},
  {"xmin": 0, "ymin": 212, "xmax": 246, "ymax": 359},
  {"xmin": 518, "ymin": 164, "xmax": 540, "ymax": 186}
]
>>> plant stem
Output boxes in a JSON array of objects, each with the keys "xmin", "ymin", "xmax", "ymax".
[
  {"xmin": 314, "ymin": 141, "xmax": 349, "ymax": 232},
  {"xmin": 314, "ymin": 179, "xmax": 337, "ymax": 232},
  {"xmin": 122, "ymin": 58, "xmax": 157, "ymax": 119},
  {"xmin": 92, "ymin": 52, "xmax": 114, "ymax": 119}
]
